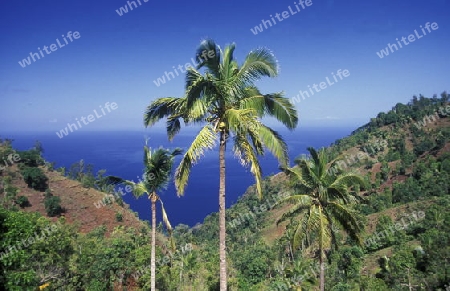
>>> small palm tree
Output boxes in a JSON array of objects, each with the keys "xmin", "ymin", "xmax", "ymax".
[
  {"xmin": 276, "ymin": 147, "xmax": 366, "ymax": 291},
  {"xmin": 144, "ymin": 39, "xmax": 298, "ymax": 290},
  {"xmin": 124, "ymin": 145, "xmax": 182, "ymax": 291}
]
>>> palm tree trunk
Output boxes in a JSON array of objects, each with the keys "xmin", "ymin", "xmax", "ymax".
[
  {"xmin": 319, "ymin": 250, "xmax": 325, "ymax": 291},
  {"xmin": 151, "ymin": 195, "xmax": 157, "ymax": 291},
  {"xmin": 219, "ymin": 131, "xmax": 227, "ymax": 291}
]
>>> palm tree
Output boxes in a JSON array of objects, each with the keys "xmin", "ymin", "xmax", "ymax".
[
  {"xmin": 276, "ymin": 147, "xmax": 366, "ymax": 291},
  {"xmin": 124, "ymin": 145, "xmax": 182, "ymax": 291},
  {"xmin": 144, "ymin": 39, "xmax": 298, "ymax": 290}
]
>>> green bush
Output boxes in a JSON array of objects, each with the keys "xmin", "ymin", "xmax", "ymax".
[
  {"xmin": 44, "ymin": 196, "xmax": 63, "ymax": 216},
  {"xmin": 21, "ymin": 167, "xmax": 48, "ymax": 191},
  {"xmin": 17, "ymin": 149, "xmax": 43, "ymax": 167},
  {"xmin": 15, "ymin": 196, "xmax": 30, "ymax": 208},
  {"xmin": 4, "ymin": 185, "xmax": 18, "ymax": 199},
  {"xmin": 115, "ymin": 212, "xmax": 123, "ymax": 222}
]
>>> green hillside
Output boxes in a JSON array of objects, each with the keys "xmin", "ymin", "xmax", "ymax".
[
  {"xmin": 1, "ymin": 92, "xmax": 450, "ymax": 290},
  {"xmin": 183, "ymin": 92, "xmax": 450, "ymax": 290}
]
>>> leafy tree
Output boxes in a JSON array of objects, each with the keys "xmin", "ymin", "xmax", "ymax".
[
  {"xmin": 392, "ymin": 178, "xmax": 421, "ymax": 204},
  {"xmin": 17, "ymin": 149, "xmax": 43, "ymax": 167},
  {"xmin": 376, "ymin": 245, "xmax": 424, "ymax": 289},
  {"xmin": 115, "ymin": 212, "xmax": 123, "ymax": 222},
  {"xmin": 143, "ymin": 39, "xmax": 298, "ymax": 290},
  {"xmin": 414, "ymin": 138, "xmax": 435, "ymax": 156},
  {"xmin": 20, "ymin": 167, "xmax": 48, "ymax": 191},
  {"xmin": 328, "ymin": 246, "xmax": 364, "ymax": 285},
  {"xmin": 360, "ymin": 276, "xmax": 389, "ymax": 290},
  {"xmin": 14, "ymin": 196, "xmax": 30, "ymax": 208},
  {"xmin": 33, "ymin": 140, "xmax": 44, "ymax": 154},
  {"xmin": 0, "ymin": 208, "xmax": 72, "ymax": 290},
  {"xmin": 380, "ymin": 161, "xmax": 389, "ymax": 181},
  {"xmin": 233, "ymin": 241, "xmax": 272, "ymax": 286},
  {"xmin": 44, "ymin": 195, "xmax": 63, "ymax": 217},
  {"xmin": 276, "ymin": 147, "xmax": 366, "ymax": 291}
]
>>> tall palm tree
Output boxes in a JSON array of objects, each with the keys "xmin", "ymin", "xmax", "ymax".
[
  {"xmin": 144, "ymin": 39, "xmax": 298, "ymax": 290},
  {"xmin": 276, "ymin": 147, "xmax": 366, "ymax": 291},
  {"xmin": 124, "ymin": 145, "xmax": 182, "ymax": 291}
]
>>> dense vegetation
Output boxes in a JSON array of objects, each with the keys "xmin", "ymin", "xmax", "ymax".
[{"xmin": 0, "ymin": 92, "xmax": 450, "ymax": 290}]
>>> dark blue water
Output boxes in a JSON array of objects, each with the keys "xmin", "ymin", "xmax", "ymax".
[{"xmin": 4, "ymin": 127, "xmax": 352, "ymax": 227}]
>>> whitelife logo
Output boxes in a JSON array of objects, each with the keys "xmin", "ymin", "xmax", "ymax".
[
  {"xmin": 0, "ymin": 152, "xmax": 21, "ymax": 171},
  {"xmin": 250, "ymin": 0, "xmax": 313, "ymax": 35},
  {"xmin": 55, "ymin": 102, "xmax": 118, "ymax": 139},
  {"xmin": 290, "ymin": 69, "xmax": 350, "ymax": 105},
  {"xmin": 0, "ymin": 222, "xmax": 60, "ymax": 261},
  {"xmin": 115, "ymin": 0, "xmax": 149, "ymax": 16},
  {"xmin": 376, "ymin": 22, "xmax": 439, "ymax": 59},
  {"xmin": 18, "ymin": 31, "xmax": 81, "ymax": 68}
]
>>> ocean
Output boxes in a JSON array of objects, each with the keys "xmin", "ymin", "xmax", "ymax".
[{"xmin": 4, "ymin": 127, "xmax": 353, "ymax": 227}]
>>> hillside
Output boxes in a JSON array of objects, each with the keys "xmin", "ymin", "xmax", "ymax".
[
  {"xmin": 187, "ymin": 92, "xmax": 450, "ymax": 290},
  {"xmin": 0, "ymin": 142, "xmax": 146, "ymax": 236},
  {"xmin": 0, "ymin": 142, "xmax": 164, "ymax": 290},
  {"xmin": 1, "ymin": 93, "xmax": 450, "ymax": 290}
]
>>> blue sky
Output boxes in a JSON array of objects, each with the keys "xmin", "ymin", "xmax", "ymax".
[{"xmin": 0, "ymin": 0, "xmax": 449, "ymax": 133}]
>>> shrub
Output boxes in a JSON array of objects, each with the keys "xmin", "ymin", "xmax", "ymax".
[
  {"xmin": 15, "ymin": 196, "xmax": 30, "ymax": 208},
  {"xmin": 45, "ymin": 188, "xmax": 52, "ymax": 198},
  {"xmin": 5, "ymin": 185, "xmax": 19, "ymax": 199},
  {"xmin": 21, "ymin": 167, "xmax": 48, "ymax": 191},
  {"xmin": 115, "ymin": 212, "xmax": 123, "ymax": 222},
  {"xmin": 45, "ymin": 196, "xmax": 63, "ymax": 216},
  {"xmin": 17, "ymin": 149, "xmax": 43, "ymax": 167},
  {"xmin": 45, "ymin": 162, "xmax": 55, "ymax": 172}
]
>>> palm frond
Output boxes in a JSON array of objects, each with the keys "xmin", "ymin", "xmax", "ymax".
[
  {"xmin": 282, "ymin": 162, "xmax": 314, "ymax": 189},
  {"xmin": 237, "ymin": 48, "xmax": 279, "ymax": 85},
  {"xmin": 185, "ymin": 69, "xmax": 211, "ymax": 108},
  {"xmin": 257, "ymin": 125, "xmax": 289, "ymax": 167},
  {"xmin": 195, "ymin": 38, "xmax": 221, "ymax": 76},
  {"xmin": 276, "ymin": 194, "xmax": 313, "ymax": 207},
  {"xmin": 275, "ymin": 194, "xmax": 313, "ymax": 225},
  {"xmin": 101, "ymin": 175, "xmax": 125, "ymax": 186},
  {"xmin": 246, "ymin": 128, "xmax": 264, "ymax": 155},
  {"xmin": 327, "ymin": 183, "xmax": 352, "ymax": 204},
  {"xmin": 330, "ymin": 173, "xmax": 367, "ymax": 190},
  {"xmin": 159, "ymin": 199, "xmax": 176, "ymax": 251},
  {"xmin": 292, "ymin": 212, "xmax": 310, "ymax": 250},
  {"xmin": 123, "ymin": 181, "xmax": 147, "ymax": 199},
  {"xmin": 144, "ymin": 97, "xmax": 184, "ymax": 128},
  {"xmin": 221, "ymin": 43, "xmax": 237, "ymax": 80},
  {"xmin": 167, "ymin": 117, "xmax": 181, "ymax": 141},
  {"xmin": 222, "ymin": 108, "xmax": 257, "ymax": 133},
  {"xmin": 175, "ymin": 125, "xmax": 217, "ymax": 195},
  {"xmin": 171, "ymin": 148, "xmax": 183, "ymax": 157},
  {"xmin": 327, "ymin": 202, "xmax": 364, "ymax": 246},
  {"xmin": 239, "ymin": 91, "xmax": 266, "ymax": 116},
  {"xmin": 262, "ymin": 93, "xmax": 298, "ymax": 130},
  {"xmin": 306, "ymin": 147, "xmax": 328, "ymax": 180},
  {"xmin": 186, "ymin": 98, "xmax": 208, "ymax": 123},
  {"xmin": 298, "ymin": 155, "xmax": 321, "ymax": 188},
  {"xmin": 233, "ymin": 133, "xmax": 263, "ymax": 199},
  {"xmin": 317, "ymin": 206, "xmax": 332, "ymax": 252}
]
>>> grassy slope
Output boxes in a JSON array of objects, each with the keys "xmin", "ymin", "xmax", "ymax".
[
  {"xmin": 226, "ymin": 109, "xmax": 450, "ymax": 276},
  {"xmin": 1, "ymin": 158, "xmax": 147, "ymax": 236}
]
